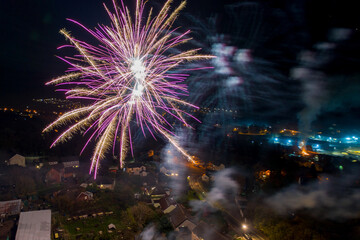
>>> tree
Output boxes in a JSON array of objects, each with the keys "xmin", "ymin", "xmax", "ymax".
[
  {"xmin": 158, "ymin": 215, "xmax": 173, "ymax": 234},
  {"xmin": 15, "ymin": 175, "xmax": 36, "ymax": 196},
  {"xmin": 128, "ymin": 203, "xmax": 157, "ymax": 228}
]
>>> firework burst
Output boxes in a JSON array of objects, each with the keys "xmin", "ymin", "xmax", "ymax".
[{"xmin": 44, "ymin": 0, "xmax": 212, "ymax": 178}]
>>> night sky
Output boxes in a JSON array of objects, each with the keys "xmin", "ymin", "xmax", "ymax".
[{"xmin": 1, "ymin": 0, "xmax": 359, "ymax": 127}]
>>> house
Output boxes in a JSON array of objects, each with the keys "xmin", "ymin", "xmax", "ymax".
[
  {"xmin": 148, "ymin": 186, "xmax": 168, "ymax": 207},
  {"xmin": 159, "ymin": 196, "xmax": 177, "ymax": 214},
  {"xmin": 96, "ymin": 178, "xmax": 116, "ymax": 190},
  {"xmin": 108, "ymin": 224, "xmax": 116, "ymax": 230},
  {"xmin": 15, "ymin": 210, "xmax": 51, "ymax": 240},
  {"xmin": 159, "ymin": 164, "xmax": 178, "ymax": 177},
  {"xmin": 126, "ymin": 162, "xmax": 147, "ymax": 176},
  {"xmin": 159, "ymin": 163, "xmax": 179, "ymax": 177},
  {"xmin": 61, "ymin": 156, "xmax": 79, "ymax": 168},
  {"xmin": 63, "ymin": 167, "xmax": 76, "ymax": 179},
  {"xmin": 191, "ymin": 221, "xmax": 230, "ymax": 240},
  {"xmin": 150, "ymin": 186, "xmax": 168, "ymax": 200},
  {"xmin": 169, "ymin": 205, "xmax": 196, "ymax": 231},
  {"xmin": 35, "ymin": 162, "xmax": 44, "ymax": 169},
  {"xmin": 109, "ymin": 166, "xmax": 119, "ymax": 173},
  {"xmin": 48, "ymin": 161, "xmax": 58, "ymax": 166},
  {"xmin": 45, "ymin": 165, "xmax": 64, "ymax": 184},
  {"xmin": 77, "ymin": 191, "xmax": 94, "ymax": 201},
  {"xmin": 0, "ymin": 199, "xmax": 21, "ymax": 217},
  {"xmin": 8, "ymin": 154, "xmax": 26, "ymax": 167}
]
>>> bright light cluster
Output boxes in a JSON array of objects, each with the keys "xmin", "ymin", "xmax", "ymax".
[{"xmin": 44, "ymin": 0, "xmax": 212, "ymax": 178}]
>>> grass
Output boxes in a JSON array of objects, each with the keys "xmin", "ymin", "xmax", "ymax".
[{"xmin": 59, "ymin": 214, "xmax": 126, "ymax": 239}]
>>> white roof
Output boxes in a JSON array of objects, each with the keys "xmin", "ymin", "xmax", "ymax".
[
  {"xmin": 108, "ymin": 223, "xmax": 116, "ymax": 229},
  {"xmin": 15, "ymin": 210, "xmax": 51, "ymax": 240}
]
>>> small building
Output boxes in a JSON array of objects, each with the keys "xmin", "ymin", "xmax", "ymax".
[
  {"xmin": 62, "ymin": 156, "xmax": 79, "ymax": 168},
  {"xmin": 160, "ymin": 164, "xmax": 178, "ymax": 177},
  {"xmin": 15, "ymin": 210, "xmax": 51, "ymax": 240},
  {"xmin": 108, "ymin": 224, "xmax": 116, "ymax": 230},
  {"xmin": 159, "ymin": 196, "xmax": 177, "ymax": 214},
  {"xmin": 109, "ymin": 165, "xmax": 119, "ymax": 173},
  {"xmin": 126, "ymin": 163, "xmax": 147, "ymax": 176},
  {"xmin": 45, "ymin": 165, "xmax": 64, "ymax": 184},
  {"xmin": 169, "ymin": 205, "xmax": 196, "ymax": 231},
  {"xmin": 48, "ymin": 161, "xmax": 58, "ymax": 166},
  {"xmin": 8, "ymin": 154, "xmax": 26, "ymax": 167},
  {"xmin": 77, "ymin": 191, "xmax": 94, "ymax": 201},
  {"xmin": 0, "ymin": 199, "xmax": 21, "ymax": 217},
  {"xmin": 96, "ymin": 178, "xmax": 116, "ymax": 190},
  {"xmin": 150, "ymin": 186, "xmax": 168, "ymax": 200}
]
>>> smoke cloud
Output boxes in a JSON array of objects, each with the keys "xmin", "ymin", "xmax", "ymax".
[
  {"xmin": 191, "ymin": 168, "xmax": 239, "ymax": 212},
  {"xmin": 160, "ymin": 129, "xmax": 191, "ymax": 197},
  {"xmin": 266, "ymin": 172, "xmax": 360, "ymax": 220},
  {"xmin": 137, "ymin": 224, "xmax": 167, "ymax": 240}
]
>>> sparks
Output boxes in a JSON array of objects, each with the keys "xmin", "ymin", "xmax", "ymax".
[{"xmin": 44, "ymin": 0, "xmax": 213, "ymax": 178}]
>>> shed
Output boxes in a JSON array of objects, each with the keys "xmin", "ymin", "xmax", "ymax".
[
  {"xmin": 15, "ymin": 210, "xmax": 51, "ymax": 240},
  {"xmin": 108, "ymin": 224, "xmax": 116, "ymax": 230},
  {"xmin": 8, "ymin": 154, "xmax": 26, "ymax": 167}
]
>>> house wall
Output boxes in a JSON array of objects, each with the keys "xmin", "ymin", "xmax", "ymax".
[
  {"xmin": 9, "ymin": 155, "xmax": 26, "ymax": 167},
  {"xmin": 46, "ymin": 169, "xmax": 62, "ymax": 183}
]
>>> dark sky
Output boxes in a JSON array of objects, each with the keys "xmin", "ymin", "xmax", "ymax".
[{"xmin": 0, "ymin": 0, "xmax": 359, "ymax": 126}]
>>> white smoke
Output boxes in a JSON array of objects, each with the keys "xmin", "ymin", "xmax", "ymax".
[{"xmin": 266, "ymin": 173, "xmax": 360, "ymax": 220}]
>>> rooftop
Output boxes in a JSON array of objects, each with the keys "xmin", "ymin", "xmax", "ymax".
[{"xmin": 15, "ymin": 210, "xmax": 51, "ymax": 240}]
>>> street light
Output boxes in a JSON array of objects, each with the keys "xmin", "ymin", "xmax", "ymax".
[{"xmin": 242, "ymin": 224, "xmax": 248, "ymax": 230}]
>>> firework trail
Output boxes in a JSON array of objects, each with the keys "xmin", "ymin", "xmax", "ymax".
[
  {"xmin": 187, "ymin": 2, "xmax": 303, "ymax": 123},
  {"xmin": 180, "ymin": 2, "xmax": 304, "ymax": 158},
  {"xmin": 44, "ymin": 0, "xmax": 212, "ymax": 178}
]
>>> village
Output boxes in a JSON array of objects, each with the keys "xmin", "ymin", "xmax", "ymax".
[{"xmin": 0, "ymin": 151, "xmax": 231, "ymax": 240}]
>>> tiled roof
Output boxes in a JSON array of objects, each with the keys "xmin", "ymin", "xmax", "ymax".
[{"xmin": 192, "ymin": 221, "xmax": 230, "ymax": 240}]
